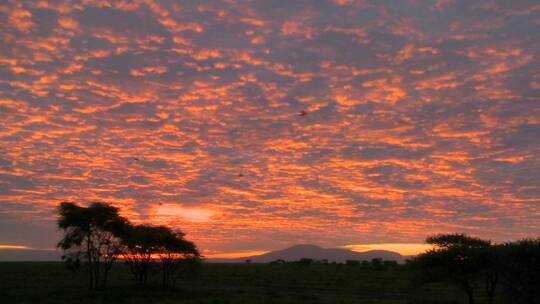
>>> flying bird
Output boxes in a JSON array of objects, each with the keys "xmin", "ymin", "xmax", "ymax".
[
  {"xmin": 238, "ymin": 173, "xmax": 244, "ymax": 177},
  {"xmin": 298, "ymin": 110, "xmax": 307, "ymax": 116},
  {"xmin": 133, "ymin": 157, "xmax": 140, "ymax": 161}
]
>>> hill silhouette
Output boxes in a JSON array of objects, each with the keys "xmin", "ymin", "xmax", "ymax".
[{"xmin": 209, "ymin": 244, "xmax": 406, "ymax": 263}]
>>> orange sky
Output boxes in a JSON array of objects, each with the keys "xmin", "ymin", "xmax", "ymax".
[{"xmin": 0, "ymin": 0, "xmax": 539, "ymax": 256}]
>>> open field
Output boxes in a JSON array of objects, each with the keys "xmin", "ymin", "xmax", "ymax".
[{"xmin": 0, "ymin": 262, "xmax": 472, "ymax": 304}]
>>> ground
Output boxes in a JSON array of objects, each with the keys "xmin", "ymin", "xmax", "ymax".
[{"xmin": 0, "ymin": 262, "xmax": 469, "ymax": 303}]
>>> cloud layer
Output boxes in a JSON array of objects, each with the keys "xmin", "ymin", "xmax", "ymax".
[{"xmin": 1, "ymin": 0, "xmax": 539, "ymax": 253}]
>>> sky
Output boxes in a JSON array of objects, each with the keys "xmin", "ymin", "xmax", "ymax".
[{"xmin": 0, "ymin": 0, "xmax": 539, "ymax": 258}]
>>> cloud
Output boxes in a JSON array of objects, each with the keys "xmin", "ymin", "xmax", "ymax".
[{"xmin": 0, "ymin": 0, "xmax": 539, "ymax": 253}]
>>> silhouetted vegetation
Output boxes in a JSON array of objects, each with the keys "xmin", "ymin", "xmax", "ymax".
[
  {"xmin": 57, "ymin": 202, "xmax": 200, "ymax": 291},
  {"xmin": 497, "ymin": 239, "xmax": 540, "ymax": 304},
  {"xmin": 0, "ymin": 261, "xmax": 420, "ymax": 303},
  {"xmin": 57, "ymin": 202, "xmax": 129, "ymax": 289},
  {"xmin": 122, "ymin": 224, "xmax": 166, "ymax": 286},
  {"xmin": 411, "ymin": 233, "xmax": 540, "ymax": 304},
  {"xmin": 52, "ymin": 207, "xmax": 540, "ymax": 302},
  {"xmin": 154, "ymin": 227, "xmax": 200, "ymax": 289},
  {"xmin": 270, "ymin": 257, "xmax": 400, "ymax": 271}
]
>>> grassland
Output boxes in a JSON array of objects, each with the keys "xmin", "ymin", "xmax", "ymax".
[{"xmin": 0, "ymin": 262, "xmax": 466, "ymax": 304}]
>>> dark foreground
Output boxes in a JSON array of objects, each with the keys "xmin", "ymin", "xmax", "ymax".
[{"xmin": 1, "ymin": 262, "xmax": 471, "ymax": 304}]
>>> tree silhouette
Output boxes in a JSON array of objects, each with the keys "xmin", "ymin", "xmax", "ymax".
[
  {"xmin": 497, "ymin": 238, "xmax": 540, "ymax": 303},
  {"xmin": 57, "ymin": 202, "xmax": 128, "ymax": 290},
  {"xmin": 122, "ymin": 224, "xmax": 163, "ymax": 286},
  {"xmin": 411, "ymin": 233, "xmax": 493, "ymax": 304},
  {"xmin": 157, "ymin": 228, "xmax": 200, "ymax": 289},
  {"xmin": 371, "ymin": 258, "xmax": 383, "ymax": 270},
  {"xmin": 122, "ymin": 224, "xmax": 200, "ymax": 287}
]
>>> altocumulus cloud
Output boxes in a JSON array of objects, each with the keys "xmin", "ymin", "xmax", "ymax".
[{"xmin": 0, "ymin": 0, "xmax": 539, "ymax": 254}]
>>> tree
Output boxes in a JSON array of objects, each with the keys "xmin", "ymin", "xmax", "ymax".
[
  {"xmin": 383, "ymin": 260, "xmax": 399, "ymax": 270},
  {"xmin": 122, "ymin": 224, "xmax": 200, "ymax": 288},
  {"xmin": 57, "ymin": 202, "xmax": 128, "ymax": 290},
  {"xmin": 426, "ymin": 233, "xmax": 491, "ymax": 249},
  {"xmin": 497, "ymin": 238, "xmax": 540, "ymax": 304},
  {"xmin": 157, "ymin": 229, "xmax": 200, "ymax": 289},
  {"xmin": 295, "ymin": 258, "xmax": 314, "ymax": 266},
  {"xmin": 346, "ymin": 260, "xmax": 360, "ymax": 266},
  {"xmin": 122, "ymin": 224, "xmax": 164, "ymax": 286},
  {"xmin": 411, "ymin": 233, "xmax": 493, "ymax": 304},
  {"xmin": 371, "ymin": 258, "xmax": 383, "ymax": 270}
]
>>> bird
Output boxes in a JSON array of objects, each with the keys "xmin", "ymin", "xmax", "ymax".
[
  {"xmin": 298, "ymin": 110, "xmax": 307, "ymax": 116},
  {"xmin": 133, "ymin": 157, "xmax": 140, "ymax": 161},
  {"xmin": 238, "ymin": 173, "xmax": 244, "ymax": 177}
]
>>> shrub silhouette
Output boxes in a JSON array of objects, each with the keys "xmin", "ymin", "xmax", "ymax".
[
  {"xmin": 370, "ymin": 258, "xmax": 383, "ymax": 270},
  {"xmin": 346, "ymin": 260, "xmax": 360, "ymax": 267}
]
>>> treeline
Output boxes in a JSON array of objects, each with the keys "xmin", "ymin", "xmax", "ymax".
[
  {"xmin": 268, "ymin": 258, "xmax": 399, "ymax": 269},
  {"xmin": 56, "ymin": 202, "xmax": 540, "ymax": 303},
  {"xmin": 57, "ymin": 202, "xmax": 200, "ymax": 290},
  {"xmin": 410, "ymin": 233, "xmax": 540, "ymax": 304}
]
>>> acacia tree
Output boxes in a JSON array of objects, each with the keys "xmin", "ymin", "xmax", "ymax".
[
  {"xmin": 122, "ymin": 224, "xmax": 164, "ymax": 286},
  {"xmin": 158, "ymin": 230, "xmax": 200, "ymax": 289},
  {"xmin": 122, "ymin": 224, "xmax": 201, "ymax": 288},
  {"xmin": 497, "ymin": 238, "xmax": 540, "ymax": 303},
  {"xmin": 57, "ymin": 202, "xmax": 128, "ymax": 290},
  {"xmin": 411, "ymin": 233, "xmax": 494, "ymax": 304}
]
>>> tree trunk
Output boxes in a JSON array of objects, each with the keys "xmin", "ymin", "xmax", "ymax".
[
  {"xmin": 102, "ymin": 267, "xmax": 109, "ymax": 289},
  {"xmin": 88, "ymin": 266, "xmax": 94, "ymax": 290},
  {"xmin": 162, "ymin": 267, "xmax": 168, "ymax": 289},
  {"xmin": 94, "ymin": 261, "xmax": 100, "ymax": 290},
  {"xmin": 86, "ymin": 237, "xmax": 94, "ymax": 290},
  {"xmin": 462, "ymin": 280, "xmax": 475, "ymax": 304},
  {"xmin": 486, "ymin": 273, "xmax": 498, "ymax": 304},
  {"xmin": 137, "ymin": 271, "xmax": 144, "ymax": 286},
  {"xmin": 171, "ymin": 275, "xmax": 177, "ymax": 290},
  {"xmin": 465, "ymin": 287, "xmax": 475, "ymax": 304}
]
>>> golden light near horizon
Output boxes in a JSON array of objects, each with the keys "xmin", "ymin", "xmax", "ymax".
[
  {"xmin": 0, "ymin": 0, "xmax": 539, "ymax": 256},
  {"xmin": 344, "ymin": 244, "xmax": 434, "ymax": 256},
  {"xmin": 204, "ymin": 250, "xmax": 271, "ymax": 259},
  {"xmin": 151, "ymin": 204, "xmax": 215, "ymax": 223},
  {"xmin": 0, "ymin": 245, "xmax": 30, "ymax": 250}
]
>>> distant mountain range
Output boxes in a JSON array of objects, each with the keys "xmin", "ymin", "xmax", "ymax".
[
  {"xmin": 1, "ymin": 244, "xmax": 408, "ymax": 263},
  {"xmin": 208, "ymin": 244, "xmax": 407, "ymax": 263}
]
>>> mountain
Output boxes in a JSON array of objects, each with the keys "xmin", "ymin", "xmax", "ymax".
[
  {"xmin": 0, "ymin": 249, "xmax": 62, "ymax": 261},
  {"xmin": 1, "ymin": 245, "xmax": 406, "ymax": 263},
  {"xmin": 208, "ymin": 244, "xmax": 406, "ymax": 263}
]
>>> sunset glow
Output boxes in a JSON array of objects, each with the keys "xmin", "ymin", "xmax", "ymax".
[
  {"xmin": 344, "ymin": 244, "xmax": 434, "ymax": 256},
  {"xmin": 204, "ymin": 250, "xmax": 271, "ymax": 259},
  {"xmin": 152, "ymin": 204, "xmax": 215, "ymax": 223},
  {"xmin": 1, "ymin": 0, "xmax": 539, "ymax": 257},
  {"xmin": 0, "ymin": 245, "xmax": 29, "ymax": 250}
]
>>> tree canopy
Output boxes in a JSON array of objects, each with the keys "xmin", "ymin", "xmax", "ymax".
[
  {"xmin": 412, "ymin": 233, "xmax": 540, "ymax": 304},
  {"xmin": 57, "ymin": 202, "xmax": 129, "ymax": 289},
  {"xmin": 57, "ymin": 202, "xmax": 200, "ymax": 290}
]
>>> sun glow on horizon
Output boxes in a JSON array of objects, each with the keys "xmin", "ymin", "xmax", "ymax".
[
  {"xmin": 0, "ymin": 0, "xmax": 539, "ymax": 254},
  {"xmin": 203, "ymin": 250, "xmax": 270, "ymax": 259},
  {"xmin": 152, "ymin": 204, "xmax": 215, "ymax": 223},
  {"xmin": 0, "ymin": 245, "xmax": 30, "ymax": 250},
  {"xmin": 343, "ymin": 243, "xmax": 434, "ymax": 256}
]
